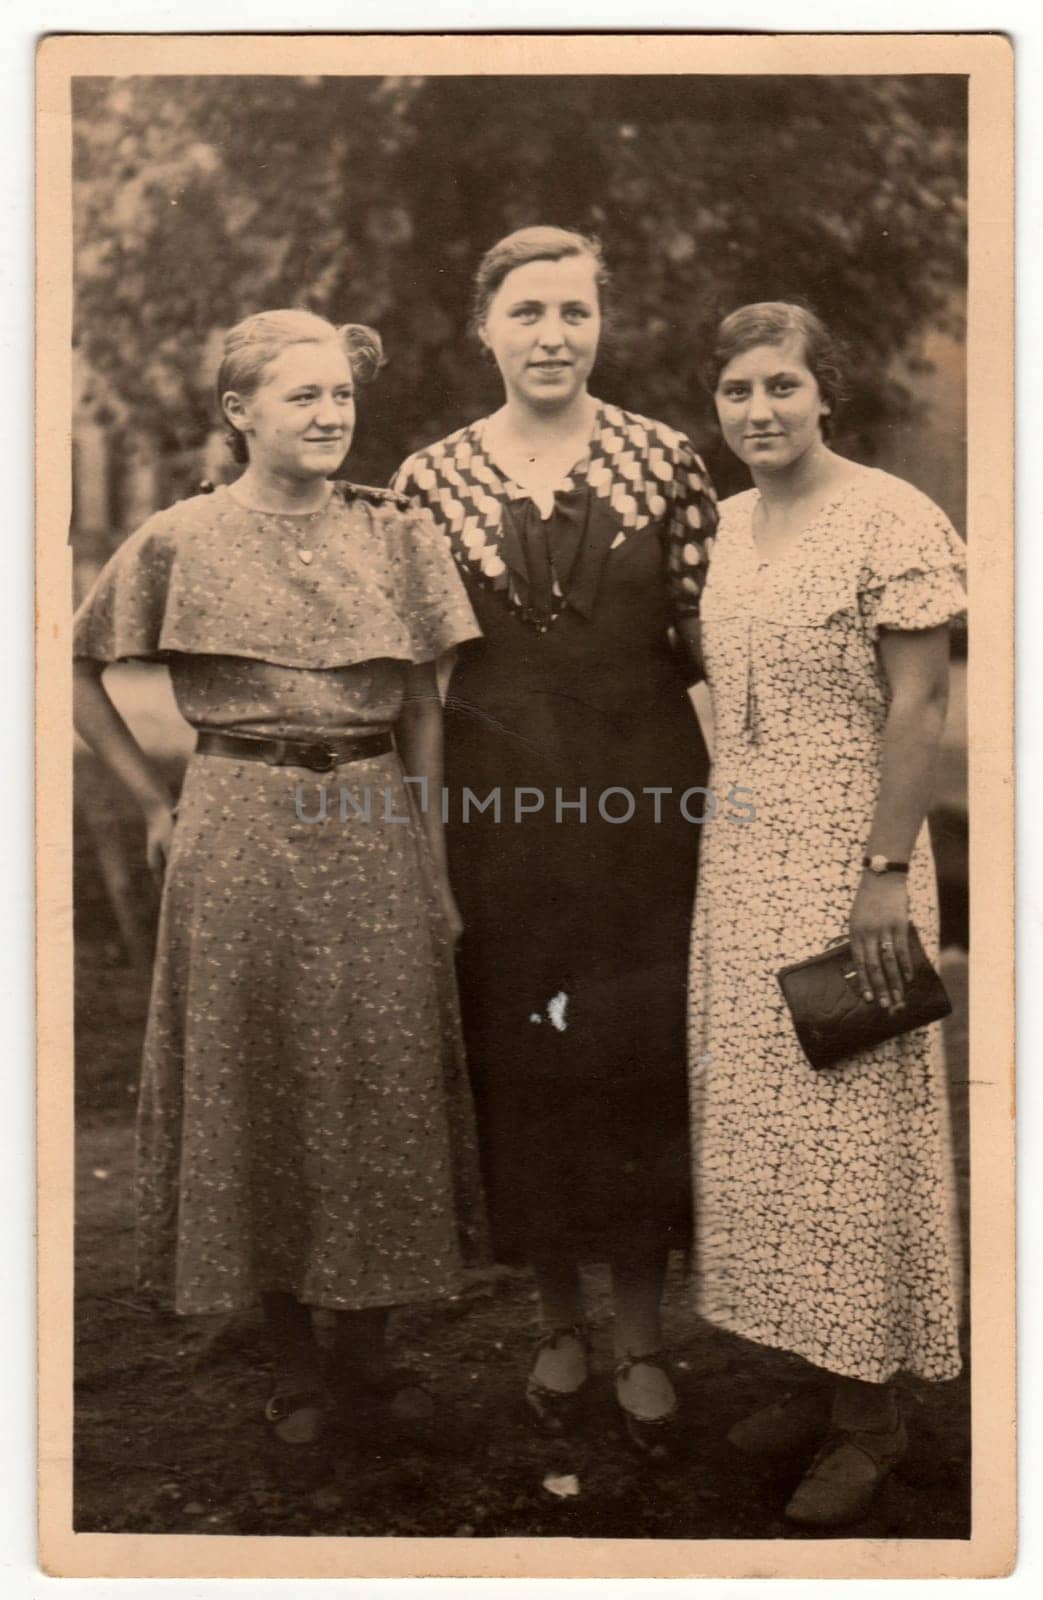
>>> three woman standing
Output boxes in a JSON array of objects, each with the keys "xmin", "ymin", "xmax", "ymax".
[{"xmin": 75, "ymin": 235, "xmax": 964, "ymax": 1527}]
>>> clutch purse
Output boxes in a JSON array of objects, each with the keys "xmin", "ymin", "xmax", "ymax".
[{"xmin": 777, "ymin": 924, "xmax": 952, "ymax": 1071}]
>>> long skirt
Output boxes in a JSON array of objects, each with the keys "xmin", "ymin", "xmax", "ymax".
[{"xmin": 135, "ymin": 748, "xmax": 486, "ymax": 1316}]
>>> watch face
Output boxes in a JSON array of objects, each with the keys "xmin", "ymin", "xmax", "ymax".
[{"xmin": 868, "ymin": 855, "xmax": 888, "ymax": 874}]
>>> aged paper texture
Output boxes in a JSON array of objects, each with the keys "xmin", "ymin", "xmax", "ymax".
[{"xmin": 36, "ymin": 30, "xmax": 1014, "ymax": 1580}]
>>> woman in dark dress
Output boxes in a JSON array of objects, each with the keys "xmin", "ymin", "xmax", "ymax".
[{"xmin": 393, "ymin": 227, "xmax": 717, "ymax": 1451}]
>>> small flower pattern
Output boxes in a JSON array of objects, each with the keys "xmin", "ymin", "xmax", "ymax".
[
  {"xmin": 688, "ymin": 465, "xmax": 967, "ymax": 1383},
  {"xmin": 74, "ymin": 486, "xmax": 488, "ymax": 1315}
]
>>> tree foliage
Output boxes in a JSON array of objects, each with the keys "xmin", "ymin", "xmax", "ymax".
[{"xmin": 73, "ymin": 73, "xmax": 966, "ymax": 492}]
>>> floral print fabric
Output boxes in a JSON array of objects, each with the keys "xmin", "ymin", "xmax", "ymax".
[
  {"xmin": 73, "ymin": 482, "xmax": 480, "ymax": 670},
  {"xmin": 74, "ymin": 489, "xmax": 487, "ymax": 1315},
  {"xmin": 688, "ymin": 466, "xmax": 966, "ymax": 1383}
]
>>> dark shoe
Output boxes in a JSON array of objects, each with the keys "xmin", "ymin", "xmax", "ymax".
[
  {"xmin": 727, "ymin": 1387, "xmax": 831, "ymax": 1459},
  {"xmin": 784, "ymin": 1417, "xmax": 908, "ymax": 1526},
  {"xmin": 326, "ymin": 1354, "xmax": 437, "ymax": 1430},
  {"xmin": 525, "ymin": 1324, "xmax": 590, "ymax": 1436},
  {"xmin": 614, "ymin": 1349, "xmax": 683, "ymax": 1464}
]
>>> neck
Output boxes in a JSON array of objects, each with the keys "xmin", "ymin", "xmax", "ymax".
[
  {"xmin": 752, "ymin": 440, "xmax": 837, "ymax": 509},
  {"xmin": 233, "ymin": 462, "xmax": 332, "ymax": 514},
  {"xmin": 497, "ymin": 389, "xmax": 596, "ymax": 447}
]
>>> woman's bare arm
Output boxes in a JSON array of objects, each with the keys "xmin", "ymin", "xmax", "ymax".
[
  {"xmin": 74, "ymin": 658, "xmax": 177, "ymax": 878},
  {"xmin": 394, "ymin": 658, "xmax": 461, "ymax": 940},
  {"xmin": 849, "ymin": 624, "xmax": 950, "ymax": 1008}
]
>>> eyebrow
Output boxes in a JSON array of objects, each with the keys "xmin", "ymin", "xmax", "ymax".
[
  {"xmin": 721, "ymin": 369, "xmax": 802, "ymax": 384},
  {"xmin": 506, "ymin": 296, "xmax": 593, "ymax": 310}
]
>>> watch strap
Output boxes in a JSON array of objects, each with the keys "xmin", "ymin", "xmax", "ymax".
[{"xmin": 862, "ymin": 855, "xmax": 910, "ymax": 875}]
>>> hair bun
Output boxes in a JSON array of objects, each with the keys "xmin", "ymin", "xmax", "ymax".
[{"xmin": 340, "ymin": 323, "xmax": 386, "ymax": 384}]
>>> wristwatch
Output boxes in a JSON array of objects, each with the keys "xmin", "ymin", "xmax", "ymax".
[{"xmin": 863, "ymin": 854, "xmax": 910, "ymax": 876}]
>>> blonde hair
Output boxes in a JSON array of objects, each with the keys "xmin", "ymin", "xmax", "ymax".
[{"xmin": 217, "ymin": 309, "xmax": 385, "ymax": 462}]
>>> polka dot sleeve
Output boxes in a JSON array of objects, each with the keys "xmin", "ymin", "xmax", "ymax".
[{"xmin": 664, "ymin": 437, "xmax": 719, "ymax": 621}]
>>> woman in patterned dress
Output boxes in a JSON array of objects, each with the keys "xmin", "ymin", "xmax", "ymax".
[
  {"xmin": 393, "ymin": 227, "xmax": 718, "ymax": 1453},
  {"xmin": 689, "ymin": 302, "xmax": 965, "ymax": 1525},
  {"xmin": 73, "ymin": 310, "xmax": 485, "ymax": 1469}
]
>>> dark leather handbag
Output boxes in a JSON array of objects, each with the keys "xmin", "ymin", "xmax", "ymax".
[{"xmin": 777, "ymin": 924, "xmax": 952, "ymax": 1070}]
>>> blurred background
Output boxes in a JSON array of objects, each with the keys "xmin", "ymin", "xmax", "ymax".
[{"xmin": 71, "ymin": 70, "xmax": 969, "ymax": 1058}]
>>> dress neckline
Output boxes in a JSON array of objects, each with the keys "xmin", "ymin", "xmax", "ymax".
[
  {"xmin": 222, "ymin": 481, "xmax": 337, "ymax": 519},
  {"xmin": 746, "ymin": 470, "xmax": 869, "ymax": 573},
  {"xmin": 472, "ymin": 403, "xmax": 604, "ymax": 507}
]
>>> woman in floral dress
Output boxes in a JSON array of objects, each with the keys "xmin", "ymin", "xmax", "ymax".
[
  {"xmin": 394, "ymin": 227, "xmax": 717, "ymax": 1455},
  {"xmin": 689, "ymin": 302, "xmax": 965, "ymax": 1525},
  {"xmin": 74, "ymin": 309, "xmax": 485, "ymax": 1469}
]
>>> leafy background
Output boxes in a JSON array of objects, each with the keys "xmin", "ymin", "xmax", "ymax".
[{"xmin": 72, "ymin": 73, "xmax": 967, "ymax": 519}]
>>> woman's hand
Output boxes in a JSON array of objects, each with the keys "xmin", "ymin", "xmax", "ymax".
[
  {"xmin": 436, "ymin": 881, "xmax": 464, "ymax": 945},
  {"xmin": 849, "ymin": 872, "xmax": 913, "ymax": 1010},
  {"xmin": 144, "ymin": 802, "xmax": 177, "ymax": 885}
]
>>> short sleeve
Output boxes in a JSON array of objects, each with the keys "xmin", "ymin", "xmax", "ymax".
[
  {"xmin": 859, "ymin": 483, "xmax": 967, "ymax": 638},
  {"xmin": 382, "ymin": 504, "xmax": 481, "ymax": 662},
  {"xmin": 663, "ymin": 438, "xmax": 719, "ymax": 621},
  {"xmin": 72, "ymin": 512, "xmax": 178, "ymax": 663},
  {"xmin": 389, "ymin": 458, "xmax": 416, "ymax": 500}
]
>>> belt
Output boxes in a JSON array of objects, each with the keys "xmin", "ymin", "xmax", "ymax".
[{"xmin": 195, "ymin": 728, "xmax": 394, "ymax": 773}]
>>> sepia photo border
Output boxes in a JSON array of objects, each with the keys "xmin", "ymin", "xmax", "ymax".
[{"xmin": 35, "ymin": 29, "xmax": 1015, "ymax": 1580}]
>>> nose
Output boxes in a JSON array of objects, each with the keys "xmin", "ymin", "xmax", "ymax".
[
  {"xmin": 747, "ymin": 384, "xmax": 774, "ymax": 426},
  {"xmin": 313, "ymin": 394, "xmax": 343, "ymax": 429},
  {"xmin": 536, "ymin": 314, "xmax": 566, "ymax": 350}
]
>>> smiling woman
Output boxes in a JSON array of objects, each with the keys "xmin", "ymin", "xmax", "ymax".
[
  {"xmin": 71, "ymin": 306, "xmax": 487, "ymax": 1482},
  {"xmin": 394, "ymin": 226, "xmax": 718, "ymax": 1460},
  {"xmin": 688, "ymin": 300, "xmax": 966, "ymax": 1527}
]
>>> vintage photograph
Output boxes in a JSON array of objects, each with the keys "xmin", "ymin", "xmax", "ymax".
[{"xmin": 36, "ymin": 32, "xmax": 1014, "ymax": 1582}]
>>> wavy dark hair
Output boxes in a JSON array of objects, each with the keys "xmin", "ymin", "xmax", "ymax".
[
  {"xmin": 706, "ymin": 301, "xmax": 849, "ymax": 439},
  {"xmin": 216, "ymin": 309, "xmax": 385, "ymax": 463}
]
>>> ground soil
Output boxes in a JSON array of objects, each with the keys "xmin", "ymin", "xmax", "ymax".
[{"xmin": 72, "ymin": 756, "xmax": 970, "ymax": 1542}]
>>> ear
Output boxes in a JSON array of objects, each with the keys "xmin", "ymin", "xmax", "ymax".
[{"xmin": 222, "ymin": 390, "xmax": 251, "ymax": 432}]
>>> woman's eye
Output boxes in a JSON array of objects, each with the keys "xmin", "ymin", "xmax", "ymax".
[{"xmin": 564, "ymin": 308, "xmax": 590, "ymax": 323}]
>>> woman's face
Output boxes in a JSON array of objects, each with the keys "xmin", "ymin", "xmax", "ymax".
[
  {"xmin": 224, "ymin": 341, "xmax": 356, "ymax": 479},
  {"xmin": 479, "ymin": 254, "xmax": 601, "ymax": 410},
  {"xmin": 714, "ymin": 336, "xmax": 830, "ymax": 473}
]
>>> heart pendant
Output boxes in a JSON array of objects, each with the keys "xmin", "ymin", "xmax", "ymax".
[{"xmin": 297, "ymin": 549, "xmax": 314, "ymax": 565}]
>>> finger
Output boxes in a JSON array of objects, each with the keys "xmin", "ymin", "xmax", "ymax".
[
  {"xmin": 894, "ymin": 922, "xmax": 914, "ymax": 985},
  {"xmin": 879, "ymin": 937, "xmax": 904, "ymax": 1007},
  {"xmin": 863, "ymin": 941, "xmax": 891, "ymax": 1008},
  {"xmin": 149, "ymin": 838, "xmax": 168, "ymax": 883},
  {"xmin": 851, "ymin": 936, "xmax": 874, "ymax": 1004}
]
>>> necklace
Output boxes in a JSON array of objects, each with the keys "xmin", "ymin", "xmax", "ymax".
[{"xmin": 227, "ymin": 481, "xmax": 333, "ymax": 565}]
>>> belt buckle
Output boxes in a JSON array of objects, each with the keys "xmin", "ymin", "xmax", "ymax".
[{"xmin": 301, "ymin": 741, "xmax": 339, "ymax": 773}]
